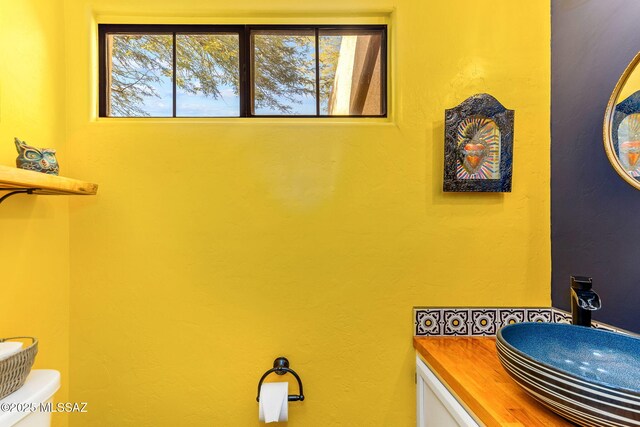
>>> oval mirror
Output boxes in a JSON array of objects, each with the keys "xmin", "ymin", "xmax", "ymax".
[{"xmin": 604, "ymin": 51, "xmax": 640, "ymax": 189}]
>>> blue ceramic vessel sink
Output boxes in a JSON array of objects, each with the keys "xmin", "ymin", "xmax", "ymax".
[{"xmin": 497, "ymin": 322, "xmax": 640, "ymax": 427}]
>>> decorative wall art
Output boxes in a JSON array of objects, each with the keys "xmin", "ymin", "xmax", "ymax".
[
  {"xmin": 612, "ymin": 91, "xmax": 640, "ymax": 179},
  {"xmin": 443, "ymin": 94, "xmax": 514, "ymax": 192}
]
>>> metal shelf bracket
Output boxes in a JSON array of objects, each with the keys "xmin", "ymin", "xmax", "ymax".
[{"xmin": 0, "ymin": 188, "xmax": 39, "ymax": 205}]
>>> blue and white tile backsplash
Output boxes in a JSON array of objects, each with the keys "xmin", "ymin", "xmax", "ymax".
[{"xmin": 413, "ymin": 307, "xmax": 627, "ymax": 336}]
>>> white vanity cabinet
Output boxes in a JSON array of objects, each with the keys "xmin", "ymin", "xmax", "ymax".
[{"xmin": 416, "ymin": 355, "xmax": 480, "ymax": 427}]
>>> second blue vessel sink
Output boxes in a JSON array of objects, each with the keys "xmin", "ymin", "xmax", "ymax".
[{"xmin": 496, "ymin": 322, "xmax": 640, "ymax": 427}]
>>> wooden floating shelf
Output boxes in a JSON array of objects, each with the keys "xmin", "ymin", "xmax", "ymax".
[{"xmin": 0, "ymin": 165, "xmax": 98, "ymax": 198}]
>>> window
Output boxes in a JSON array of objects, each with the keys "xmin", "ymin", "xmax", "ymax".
[{"xmin": 98, "ymin": 24, "xmax": 387, "ymax": 118}]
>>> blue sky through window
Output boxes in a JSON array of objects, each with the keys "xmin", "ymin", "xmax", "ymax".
[{"xmin": 177, "ymin": 85, "xmax": 240, "ymax": 117}]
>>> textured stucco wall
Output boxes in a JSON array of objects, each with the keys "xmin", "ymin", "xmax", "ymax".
[
  {"xmin": 64, "ymin": 1, "xmax": 550, "ymax": 425},
  {"xmin": 0, "ymin": 1, "xmax": 70, "ymax": 426}
]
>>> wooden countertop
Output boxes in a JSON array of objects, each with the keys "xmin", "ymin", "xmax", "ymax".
[{"xmin": 414, "ymin": 337, "xmax": 574, "ymax": 427}]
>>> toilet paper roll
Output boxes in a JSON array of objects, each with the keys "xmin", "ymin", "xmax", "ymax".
[{"xmin": 258, "ymin": 382, "xmax": 288, "ymax": 423}]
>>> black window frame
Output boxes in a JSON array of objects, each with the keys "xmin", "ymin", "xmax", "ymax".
[{"xmin": 98, "ymin": 24, "xmax": 387, "ymax": 118}]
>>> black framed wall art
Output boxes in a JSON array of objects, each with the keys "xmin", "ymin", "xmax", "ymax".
[{"xmin": 443, "ymin": 93, "xmax": 514, "ymax": 192}]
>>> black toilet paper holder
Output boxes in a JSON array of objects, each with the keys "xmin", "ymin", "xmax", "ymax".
[{"xmin": 256, "ymin": 357, "xmax": 305, "ymax": 402}]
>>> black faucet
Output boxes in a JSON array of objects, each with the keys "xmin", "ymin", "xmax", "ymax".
[{"xmin": 570, "ymin": 276, "xmax": 601, "ymax": 327}]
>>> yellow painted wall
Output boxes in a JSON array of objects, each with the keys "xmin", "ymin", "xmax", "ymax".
[
  {"xmin": 0, "ymin": 1, "xmax": 69, "ymax": 426},
  {"xmin": 617, "ymin": 54, "xmax": 640, "ymax": 102},
  {"xmin": 62, "ymin": 0, "xmax": 550, "ymax": 425}
]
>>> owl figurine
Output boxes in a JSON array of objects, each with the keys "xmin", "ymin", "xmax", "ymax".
[{"xmin": 14, "ymin": 137, "xmax": 59, "ymax": 175}]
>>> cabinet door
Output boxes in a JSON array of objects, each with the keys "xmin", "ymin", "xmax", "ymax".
[{"xmin": 416, "ymin": 356, "xmax": 480, "ymax": 427}]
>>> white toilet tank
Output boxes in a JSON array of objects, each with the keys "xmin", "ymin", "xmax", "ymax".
[{"xmin": 0, "ymin": 370, "xmax": 60, "ymax": 427}]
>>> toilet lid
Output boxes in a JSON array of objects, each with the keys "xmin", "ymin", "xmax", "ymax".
[{"xmin": 0, "ymin": 370, "xmax": 60, "ymax": 425}]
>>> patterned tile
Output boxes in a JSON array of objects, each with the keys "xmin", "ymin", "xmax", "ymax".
[
  {"xmin": 413, "ymin": 307, "xmax": 637, "ymax": 336},
  {"xmin": 414, "ymin": 307, "xmax": 633, "ymax": 337},
  {"xmin": 592, "ymin": 322, "xmax": 617, "ymax": 333},
  {"xmin": 499, "ymin": 309, "xmax": 526, "ymax": 327},
  {"xmin": 526, "ymin": 308, "xmax": 553, "ymax": 323},
  {"xmin": 415, "ymin": 309, "xmax": 442, "ymax": 336},
  {"xmin": 415, "ymin": 307, "xmax": 546, "ymax": 336},
  {"xmin": 552, "ymin": 309, "xmax": 572, "ymax": 324},
  {"xmin": 470, "ymin": 309, "xmax": 497, "ymax": 335},
  {"xmin": 443, "ymin": 309, "xmax": 469, "ymax": 336}
]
